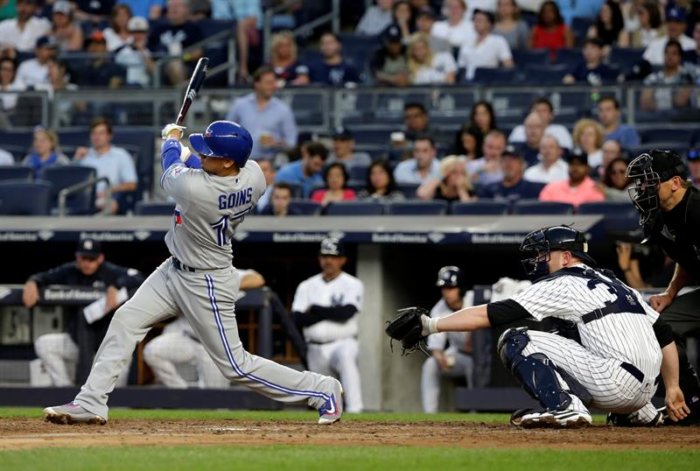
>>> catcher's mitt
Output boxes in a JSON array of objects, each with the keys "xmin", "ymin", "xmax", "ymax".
[{"xmin": 385, "ymin": 307, "xmax": 430, "ymax": 356}]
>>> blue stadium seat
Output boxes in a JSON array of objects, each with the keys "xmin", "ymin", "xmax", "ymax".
[
  {"xmin": 578, "ymin": 201, "xmax": 639, "ymax": 232},
  {"xmin": 288, "ymin": 200, "xmax": 322, "ymax": 215},
  {"xmin": 396, "ymin": 183, "xmax": 419, "ymax": 199},
  {"xmin": 0, "ymin": 180, "xmax": 51, "ymax": 215},
  {"xmin": 349, "ymin": 165, "xmax": 369, "ymax": 182},
  {"xmin": 39, "ymin": 166, "xmax": 97, "ymax": 215},
  {"xmin": 324, "ymin": 201, "xmax": 384, "ymax": 215},
  {"xmin": 511, "ymin": 49, "xmax": 549, "ymax": 67},
  {"xmin": 134, "ymin": 201, "xmax": 176, "ymax": 215},
  {"xmin": 0, "ymin": 166, "xmax": 33, "ymax": 181},
  {"xmin": 609, "ymin": 48, "xmax": 644, "ymax": 73},
  {"xmin": 640, "ymin": 129, "xmax": 694, "ymax": 145},
  {"xmin": 451, "ymin": 200, "xmax": 510, "ymax": 215},
  {"xmin": 520, "ymin": 65, "xmax": 569, "ymax": 85},
  {"xmin": 571, "ymin": 17, "xmax": 594, "ymax": 44},
  {"xmin": 512, "ymin": 199, "xmax": 574, "ymax": 215},
  {"xmin": 471, "ymin": 67, "xmax": 519, "ymax": 85},
  {"xmin": 353, "ymin": 129, "xmax": 392, "ymax": 145},
  {"xmin": 385, "ymin": 200, "xmax": 449, "ymax": 215},
  {"xmin": 0, "ymin": 131, "xmax": 33, "ymax": 150},
  {"xmin": 553, "ymin": 48, "xmax": 581, "ymax": 66},
  {"xmin": 692, "ymin": 129, "xmax": 700, "ymax": 147}
]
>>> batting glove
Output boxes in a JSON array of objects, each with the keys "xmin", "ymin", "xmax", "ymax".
[{"xmin": 162, "ymin": 123, "xmax": 186, "ymax": 140}]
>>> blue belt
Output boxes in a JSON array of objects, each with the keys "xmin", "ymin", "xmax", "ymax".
[
  {"xmin": 172, "ymin": 257, "xmax": 196, "ymax": 273},
  {"xmin": 620, "ymin": 362, "xmax": 644, "ymax": 383}
]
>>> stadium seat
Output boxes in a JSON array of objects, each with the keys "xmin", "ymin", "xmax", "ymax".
[
  {"xmin": 353, "ymin": 129, "xmax": 392, "ymax": 145},
  {"xmin": 571, "ymin": 17, "xmax": 594, "ymax": 45},
  {"xmin": 609, "ymin": 48, "xmax": 644, "ymax": 73},
  {"xmin": 0, "ymin": 166, "xmax": 33, "ymax": 181},
  {"xmin": 349, "ymin": 165, "xmax": 369, "ymax": 182},
  {"xmin": 134, "ymin": 201, "xmax": 176, "ymax": 215},
  {"xmin": 396, "ymin": 183, "xmax": 419, "ymax": 199},
  {"xmin": 520, "ymin": 65, "xmax": 569, "ymax": 85},
  {"xmin": 471, "ymin": 67, "xmax": 519, "ymax": 85},
  {"xmin": 578, "ymin": 201, "xmax": 639, "ymax": 232},
  {"xmin": 288, "ymin": 200, "xmax": 322, "ymax": 215},
  {"xmin": 512, "ymin": 199, "xmax": 574, "ymax": 215},
  {"xmin": 640, "ymin": 129, "xmax": 694, "ymax": 145},
  {"xmin": 385, "ymin": 200, "xmax": 449, "ymax": 215},
  {"xmin": 451, "ymin": 201, "xmax": 510, "ymax": 215},
  {"xmin": 324, "ymin": 201, "xmax": 384, "ymax": 215},
  {"xmin": 553, "ymin": 48, "xmax": 581, "ymax": 66},
  {"xmin": 39, "ymin": 166, "xmax": 97, "ymax": 215},
  {"xmin": 511, "ymin": 49, "xmax": 549, "ymax": 67},
  {"xmin": 0, "ymin": 180, "xmax": 51, "ymax": 215}
]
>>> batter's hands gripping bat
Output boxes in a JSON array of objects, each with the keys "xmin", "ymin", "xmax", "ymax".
[{"xmin": 176, "ymin": 56, "xmax": 209, "ymax": 126}]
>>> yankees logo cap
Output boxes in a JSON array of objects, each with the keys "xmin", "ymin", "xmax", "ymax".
[
  {"xmin": 319, "ymin": 237, "xmax": 345, "ymax": 257},
  {"xmin": 76, "ymin": 238, "xmax": 102, "ymax": 257}
]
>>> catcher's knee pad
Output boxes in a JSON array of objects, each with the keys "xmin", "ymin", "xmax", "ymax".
[{"xmin": 497, "ymin": 327, "xmax": 530, "ymax": 369}]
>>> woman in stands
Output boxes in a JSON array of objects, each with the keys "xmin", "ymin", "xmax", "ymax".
[
  {"xmin": 22, "ymin": 126, "xmax": 70, "ymax": 179},
  {"xmin": 358, "ymin": 160, "xmax": 405, "ymax": 201},
  {"xmin": 50, "ymin": 1, "xmax": 84, "ymax": 52},
  {"xmin": 407, "ymin": 33, "xmax": 457, "ymax": 85},
  {"xmin": 494, "ymin": 0, "xmax": 530, "ymax": 51},
  {"xmin": 598, "ymin": 156, "xmax": 631, "ymax": 202},
  {"xmin": 529, "ymin": 1, "xmax": 573, "ymax": 60},
  {"xmin": 417, "ymin": 155, "xmax": 475, "ymax": 203},
  {"xmin": 103, "ymin": 3, "xmax": 133, "ymax": 51},
  {"xmin": 0, "ymin": 57, "xmax": 25, "ymax": 116},
  {"xmin": 626, "ymin": 1, "xmax": 665, "ymax": 48},
  {"xmin": 469, "ymin": 100, "xmax": 498, "ymax": 136},
  {"xmin": 572, "ymin": 118, "xmax": 605, "ymax": 169},
  {"xmin": 587, "ymin": 0, "xmax": 627, "ymax": 52},
  {"xmin": 267, "ymin": 30, "xmax": 310, "ymax": 87},
  {"xmin": 311, "ymin": 162, "xmax": 357, "ymax": 206},
  {"xmin": 451, "ymin": 125, "xmax": 484, "ymax": 162}
]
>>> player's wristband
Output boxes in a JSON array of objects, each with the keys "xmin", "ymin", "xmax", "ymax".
[{"xmin": 428, "ymin": 317, "xmax": 439, "ymax": 334}]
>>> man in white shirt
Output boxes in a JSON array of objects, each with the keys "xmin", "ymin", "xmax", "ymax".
[
  {"xmin": 508, "ymin": 97, "xmax": 573, "ymax": 150},
  {"xmin": 467, "ymin": 129, "xmax": 507, "ymax": 186},
  {"xmin": 16, "ymin": 35, "xmax": 58, "ymax": 88},
  {"xmin": 523, "ymin": 134, "xmax": 569, "ymax": 184},
  {"xmin": 642, "ymin": 7, "xmax": 696, "ymax": 66},
  {"xmin": 0, "ymin": 0, "xmax": 51, "ymax": 52},
  {"xmin": 431, "ymin": 0, "xmax": 476, "ymax": 48},
  {"xmin": 393, "ymin": 135, "xmax": 442, "ymax": 185},
  {"xmin": 458, "ymin": 9, "xmax": 513, "ymax": 81}
]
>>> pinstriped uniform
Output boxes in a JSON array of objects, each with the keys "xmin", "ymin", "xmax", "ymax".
[
  {"xmin": 511, "ymin": 264, "xmax": 662, "ymax": 414},
  {"xmin": 74, "ymin": 153, "xmax": 335, "ymax": 420}
]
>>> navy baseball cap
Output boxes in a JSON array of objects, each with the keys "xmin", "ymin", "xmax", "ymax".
[
  {"xmin": 319, "ymin": 237, "xmax": 345, "ymax": 257},
  {"xmin": 36, "ymin": 35, "xmax": 59, "ymax": 49},
  {"xmin": 666, "ymin": 7, "xmax": 687, "ymax": 22},
  {"xmin": 383, "ymin": 24, "xmax": 402, "ymax": 43},
  {"xmin": 76, "ymin": 239, "xmax": 102, "ymax": 257},
  {"xmin": 332, "ymin": 127, "xmax": 353, "ymax": 140},
  {"xmin": 649, "ymin": 149, "xmax": 688, "ymax": 181},
  {"xmin": 687, "ymin": 148, "xmax": 700, "ymax": 162}
]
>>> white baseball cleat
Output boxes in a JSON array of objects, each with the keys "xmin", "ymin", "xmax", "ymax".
[
  {"xmin": 43, "ymin": 402, "xmax": 107, "ymax": 425},
  {"xmin": 318, "ymin": 378, "xmax": 344, "ymax": 425},
  {"xmin": 512, "ymin": 396, "xmax": 592, "ymax": 429}
]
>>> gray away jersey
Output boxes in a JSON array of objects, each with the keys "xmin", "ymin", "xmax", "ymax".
[
  {"xmin": 162, "ymin": 160, "xmax": 266, "ymax": 269},
  {"xmin": 511, "ymin": 264, "xmax": 662, "ymax": 380}
]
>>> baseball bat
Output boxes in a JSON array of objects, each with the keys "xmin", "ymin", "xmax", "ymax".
[{"xmin": 175, "ymin": 56, "xmax": 209, "ymax": 126}]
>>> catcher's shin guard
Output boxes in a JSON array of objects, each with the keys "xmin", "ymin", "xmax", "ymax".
[{"xmin": 498, "ymin": 327, "xmax": 572, "ymax": 411}]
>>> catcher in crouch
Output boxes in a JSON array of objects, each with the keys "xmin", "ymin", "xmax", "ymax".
[{"xmin": 387, "ymin": 225, "xmax": 690, "ymax": 429}]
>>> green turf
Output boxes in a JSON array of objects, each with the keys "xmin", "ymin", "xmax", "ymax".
[{"xmin": 1, "ymin": 446, "xmax": 698, "ymax": 471}]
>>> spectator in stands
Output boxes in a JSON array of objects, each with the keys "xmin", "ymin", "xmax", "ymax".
[
  {"xmin": 687, "ymin": 148, "xmax": 700, "ymax": 188},
  {"xmin": 311, "ymin": 162, "xmax": 357, "ymax": 206},
  {"xmin": 103, "ymin": 3, "xmax": 132, "ymax": 51},
  {"xmin": 494, "ymin": 0, "xmax": 530, "ymax": 51},
  {"xmin": 50, "ymin": 1, "xmax": 83, "ymax": 52},
  {"xmin": 275, "ymin": 140, "xmax": 327, "ymax": 198},
  {"xmin": 524, "ymin": 134, "xmax": 569, "ymax": 184},
  {"xmin": 587, "ymin": 0, "xmax": 627, "ymax": 51},
  {"xmin": 358, "ymin": 160, "xmax": 405, "ymax": 201},
  {"xmin": 512, "ymin": 111, "xmax": 546, "ymax": 165},
  {"xmin": 226, "ymin": 66, "xmax": 297, "ymax": 161},
  {"xmin": 555, "ymin": 0, "xmax": 603, "ymax": 26},
  {"xmin": 508, "ymin": 97, "xmax": 573, "ymax": 151},
  {"xmin": 370, "ymin": 24, "xmax": 409, "ymax": 86},
  {"xmin": 529, "ymin": 1, "xmax": 573, "ymax": 59},
  {"xmin": 148, "ymin": 0, "xmax": 203, "ymax": 85},
  {"xmin": 597, "ymin": 156, "xmax": 631, "ymax": 201},
  {"xmin": 259, "ymin": 182, "xmax": 300, "ymax": 216},
  {"xmin": 431, "ymin": 0, "xmax": 476, "ymax": 48},
  {"xmin": 572, "ymin": 118, "xmax": 605, "ymax": 168},
  {"xmin": 467, "ymin": 130, "xmax": 507, "ymax": 186},
  {"xmin": 74, "ymin": 118, "xmax": 137, "ymax": 214},
  {"xmin": 597, "ymin": 138, "xmax": 625, "ymax": 179},
  {"xmin": 35, "ymin": 59, "xmax": 78, "ymax": 126},
  {"xmin": 73, "ymin": 0, "xmax": 115, "ymax": 25},
  {"xmin": 539, "ymin": 151, "xmax": 605, "ymax": 207},
  {"xmin": 0, "ymin": 0, "xmax": 51, "ymax": 53},
  {"xmin": 357, "ymin": 0, "xmax": 395, "ymax": 36},
  {"xmin": 458, "ymin": 9, "xmax": 514, "ymax": 81},
  {"xmin": 212, "ymin": 0, "xmax": 262, "ymax": 83},
  {"xmin": 16, "ymin": 35, "xmax": 58, "ymax": 88},
  {"xmin": 121, "ymin": 0, "xmax": 164, "ymax": 20},
  {"xmin": 75, "ymin": 31, "xmax": 125, "ymax": 88},
  {"xmin": 468, "ymin": 100, "xmax": 499, "ymax": 136},
  {"xmin": 390, "ymin": 0, "xmax": 414, "ymax": 43},
  {"xmin": 415, "ymin": 6, "xmax": 450, "ymax": 52},
  {"xmin": 309, "ymin": 31, "xmax": 362, "ymax": 86},
  {"xmin": 596, "ymin": 96, "xmax": 640, "ymax": 149},
  {"xmin": 562, "ymin": 37, "xmax": 617, "ymax": 85},
  {"xmin": 22, "ymin": 126, "xmax": 70, "ymax": 179},
  {"xmin": 451, "ymin": 124, "xmax": 483, "ymax": 161},
  {"xmin": 326, "ymin": 128, "xmax": 372, "ymax": 170},
  {"xmin": 643, "ymin": 6, "xmax": 697, "ymax": 66},
  {"xmin": 267, "ymin": 30, "xmax": 310, "ymax": 87},
  {"xmin": 626, "ymin": 1, "xmax": 665, "ymax": 48},
  {"xmin": 23, "ymin": 238, "xmax": 144, "ymax": 387},
  {"xmin": 407, "ymin": 32, "xmax": 457, "ymax": 84},
  {"xmin": 251, "ymin": 158, "xmax": 275, "ymax": 212},
  {"xmin": 394, "ymin": 135, "xmax": 441, "ymax": 184},
  {"xmin": 477, "ymin": 150, "xmax": 545, "ymax": 201},
  {"xmin": 115, "ymin": 16, "xmax": 155, "ymax": 87},
  {"xmin": 402, "ymin": 102, "xmax": 448, "ymax": 146},
  {"xmin": 143, "ymin": 269, "xmax": 264, "ymax": 389},
  {"xmin": 0, "ymin": 57, "xmax": 24, "ymax": 115},
  {"xmin": 641, "ymin": 39, "xmax": 695, "ymax": 111},
  {"xmin": 417, "ymin": 154, "xmax": 475, "ymax": 202}
]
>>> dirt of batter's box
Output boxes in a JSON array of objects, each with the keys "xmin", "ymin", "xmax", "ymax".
[{"xmin": 1, "ymin": 418, "xmax": 699, "ymax": 451}]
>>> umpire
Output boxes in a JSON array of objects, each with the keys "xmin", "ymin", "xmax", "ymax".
[{"xmin": 627, "ymin": 149, "xmax": 700, "ymax": 424}]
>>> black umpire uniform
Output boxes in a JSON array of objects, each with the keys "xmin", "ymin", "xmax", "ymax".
[
  {"xmin": 28, "ymin": 239, "xmax": 144, "ymax": 384},
  {"xmin": 628, "ymin": 150, "xmax": 700, "ymax": 422}
]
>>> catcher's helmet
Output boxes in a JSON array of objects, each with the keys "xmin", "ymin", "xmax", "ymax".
[
  {"xmin": 520, "ymin": 226, "xmax": 596, "ymax": 278},
  {"xmin": 189, "ymin": 120, "xmax": 253, "ymax": 167},
  {"xmin": 626, "ymin": 149, "xmax": 688, "ymax": 225},
  {"xmin": 436, "ymin": 266, "xmax": 465, "ymax": 291}
]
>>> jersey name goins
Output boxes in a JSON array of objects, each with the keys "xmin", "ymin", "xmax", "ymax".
[{"xmin": 218, "ymin": 187, "xmax": 253, "ymax": 210}]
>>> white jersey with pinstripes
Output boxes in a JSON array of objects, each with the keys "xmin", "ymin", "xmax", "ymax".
[
  {"xmin": 161, "ymin": 160, "xmax": 266, "ymax": 270},
  {"xmin": 511, "ymin": 264, "xmax": 662, "ymax": 380}
]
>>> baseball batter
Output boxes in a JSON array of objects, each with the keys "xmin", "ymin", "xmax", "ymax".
[
  {"xmin": 292, "ymin": 238, "xmax": 364, "ymax": 413},
  {"xmin": 412, "ymin": 226, "xmax": 689, "ymax": 428},
  {"xmin": 43, "ymin": 121, "xmax": 343, "ymax": 425}
]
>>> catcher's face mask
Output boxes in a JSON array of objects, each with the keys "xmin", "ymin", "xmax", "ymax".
[
  {"xmin": 626, "ymin": 153, "xmax": 660, "ymax": 226},
  {"xmin": 520, "ymin": 229, "xmax": 551, "ymax": 278}
]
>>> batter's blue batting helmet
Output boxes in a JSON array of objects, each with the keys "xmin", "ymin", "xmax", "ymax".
[{"xmin": 189, "ymin": 120, "xmax": 253, "ymax": 166}]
